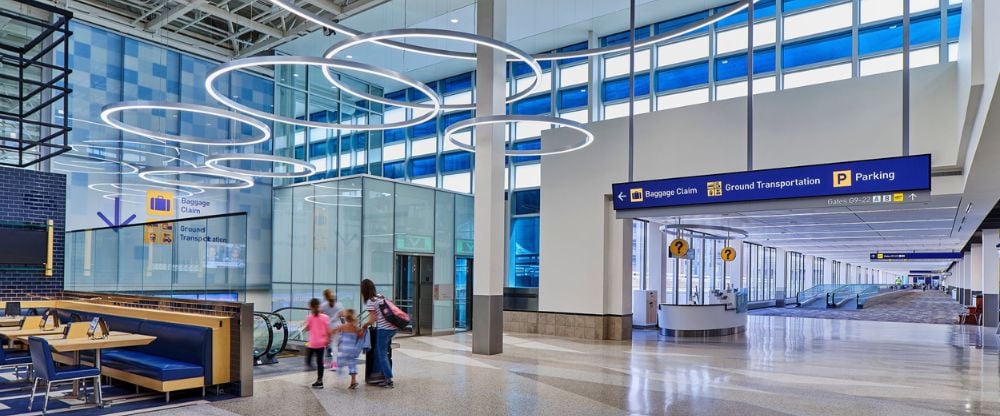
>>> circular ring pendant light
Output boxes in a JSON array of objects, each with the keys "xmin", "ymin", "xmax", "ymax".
[
  {"xmin": 321, "ymin": 28, "xmax": 543, "ymax": 111},
  {"xmin": 101, "ymin": 101, "xmax": 271, "ymax": 146},
  {"xmin": 443, "ymin": 115, "xmax": 594, "ymax": 156},
  {"xmin": 206, "ymin": 56, "xmax": 442, "ymax": 131},
  {"xmin": 138, "ymin": 166, "xmax": 254, "ymax": 190},
  {"xmin": 88, "ymin": 183, "xmax": 203, "ymax": 197},
  {"xmin": 205, "ymin": 153, "xmax": 318, "ymax": 178}
]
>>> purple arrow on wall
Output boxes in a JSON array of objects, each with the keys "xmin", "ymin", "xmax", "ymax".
[{"xmin": 97, "ymin": 197, "xmax": 136, "ymax": 230}]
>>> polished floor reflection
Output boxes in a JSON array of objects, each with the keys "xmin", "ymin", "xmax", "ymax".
[{"xmin": 147, "ymin": 316, "xmax": 999, "ymax": 416}]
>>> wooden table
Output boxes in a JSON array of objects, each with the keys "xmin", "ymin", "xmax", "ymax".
[
  {"xmin": 13, "ymin": 331, "xmax": 156, "ymax": 408},
  {"xmin": 0, "ymin": 326, "xmax": 62, "ymax": 348},
  {"xmin": 0, "ymin": 316, "xmax": 22, "ymax": 327}
]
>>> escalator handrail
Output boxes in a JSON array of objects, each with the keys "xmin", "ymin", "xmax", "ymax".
[
  {"xmin": 252, "ymin": 312, "xmax": 274, "ymax": 361},
  {"xmin": 257, "ymin": 311, "xmax": 289, "ymax": 357}
]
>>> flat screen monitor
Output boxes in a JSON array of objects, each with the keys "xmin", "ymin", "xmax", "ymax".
[
  {"xmin": 4, "ymin": 302, "xmax": 21, "ymax": 317},
  {"xmin": 0, "ymin": 228, "xmax": 46, "ymax": 264}
]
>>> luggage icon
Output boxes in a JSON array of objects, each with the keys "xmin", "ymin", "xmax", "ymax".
[{"xmin": 150, "ymin": 196, "xmax": 171, "ymax": 212}]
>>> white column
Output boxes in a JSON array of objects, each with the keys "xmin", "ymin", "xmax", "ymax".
[
  {"xmin": 964, "ymin": 251, "xmax": 973, "ymax": 305},
  {"xmin": 774, "ymin": 248, "xmax": 787, "ymax": 302},
  {"xmin": 472, "ymin": 0, "xmax": 506, "ymax": 355},
  {"xmin": 981, "ymin": 230, "xmax": 999, "ymax": 327}
]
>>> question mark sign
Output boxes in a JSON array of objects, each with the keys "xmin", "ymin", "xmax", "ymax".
[{"xmin": 674, "ymin": 241, "xmax": 683, "ymax": 250}]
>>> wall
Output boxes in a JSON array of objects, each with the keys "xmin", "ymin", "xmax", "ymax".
[
  {"xmin": 540, "ymin": 63, "xmax": 961, "ymax": 316},
  {"xmin": 0, "ymin": 167, "xmax": 66, "ymax": 300}
]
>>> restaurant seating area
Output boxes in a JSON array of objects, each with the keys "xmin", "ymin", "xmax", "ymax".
[{"xmin": 0, "ymin": 296, "xmax": 243, "ymax": 415}]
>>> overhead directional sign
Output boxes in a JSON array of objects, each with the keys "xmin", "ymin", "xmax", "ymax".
[
  {"xmin": 870, "ymin": 252, "xmax": 963, "ymax": 261},
  {"xmin": 612, "ymin": 154, "xmax": 931, "ymax": 210}
]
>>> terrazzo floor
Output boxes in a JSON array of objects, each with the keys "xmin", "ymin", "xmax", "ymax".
[
  {"xmin": 138, "ymin": 314, "xmax": 1000, "ymax": 416},
  {"xmin": 750, "ymin": 289, "xmax": 969, "ymax": 324}
]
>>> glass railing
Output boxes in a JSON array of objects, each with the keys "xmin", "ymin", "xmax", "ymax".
[
  {"xmin": 796, "ymin": 284, "xmax": 841, "ymax": 306},
  {"xmin": 830, "ymin": 284, "xmax": 881, "ymax": 308}
]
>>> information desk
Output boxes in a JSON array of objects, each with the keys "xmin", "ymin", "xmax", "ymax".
[{"xmin": 657, "ymin": 304, "xmax": 747, "ymax": 337}]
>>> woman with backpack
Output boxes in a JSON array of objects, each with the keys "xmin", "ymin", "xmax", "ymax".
[{"xmin": 361, "ymin": 278, "xmax": 397, "ymax": 388}]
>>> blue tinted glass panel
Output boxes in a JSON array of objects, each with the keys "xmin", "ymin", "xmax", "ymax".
[
  {"xmin": 294, "ymin": 146, "xmax": 305, "ymax": 160},
  {"xmin": 601, "ymin": 26, "xmax": 651, "ymax": 47},
  {"xmin": 441, "ymin": 72, "xmax": 472, "ymax": 93},
  {"xmin": 383, "ymin": 161, "xmax": 405, "ymax": 179},
  {"xmin": 783, "ymin": 0, "xmax": 841, "ymax": 13},
  {"xmin": 512, "ymin": 189, "xmax": 540, "ymax": 215},
  {"xmin": 716, "ymin": 1, "xmax": 777, "ymax": 28},
  {"xmin": 384, "ymin": 90, "xmax": 406, "ymax": 111},
  {"xmin": 508, "ymin": 217, "xmax": 540, "ymax": 287},
  {"xmin": 558, "ymin": 41, "xmax": 589, "ymax": 65},
  {"xmin": 410, "ymin": 155, "xmax": 436, "ymax": 177},
  {"xmin": 409, "ymin": 118, "xmax": 437, "ymax": 138},
  {"xmin": 384, "ymin": 128, "xmax": 405, "ymax": 143},
  {"xmin": 654, "ymin": 61, "xmax": 709, "ymax": 92},
  {"xmin": 441, "ymin": 110, "xmax": 473, "ymax": 129},
  {"xmin": 602, "ymin": 73, "xmax": 651, "ymax": 101},
  {"xmin": 441, "ymin": 152, "xmax": 472, "ymax": 173},
  {"xmin": 858, "ymin": 14, "xmax": 941, "ymax": 56},
  {"xmin": 510, "ymin": 139, "xmax": 541, "ymax": 164},
  {"xmin": 309, "ymin": 140, "xmax": 328, "ymax": 157},
  {"xmin": 559, "ymin": 86, "xmax": 588, "ymax": 109},
  {"xmin": 947, "ymin": 9, "xmax": 961, "ymax": 41},
  {"xmin": 782, "ymin": 31, "xmax": 851, "ymax": 68},
  {"xmin": 511, "ymin": 61, "xmax": 552, "ymax": 77},
  {"xmin": 353, "ymin": 134, "xmax": 367, "ymax": 149},
  {"xmin": 655, "ymin": 11, "xmax": 710, "ymax": 35},
  {"xmin": 512, "ymin": 94, "xmax": 552, "ymax": 115},
  {"xmin": 715, "ymin": 48, "xmax": 776, "ymax": 81}
]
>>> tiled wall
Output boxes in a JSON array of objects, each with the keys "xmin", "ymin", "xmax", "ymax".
[
  {"xmin": 504, "ymin": 311, "xmax": 632, "ymax": 341},
  {"xmin": 0, "ymin": 166, "xmax": 66, "ymax": 300}
]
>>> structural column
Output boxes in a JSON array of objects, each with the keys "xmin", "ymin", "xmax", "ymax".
[
  {"xmin": 964, "ymin": 251, "xmax": 973, "ymax": 305},
  {"xmin": 972, "ymin": 244, "xmax": 983, "ymax": 310},
  {"xmin": 982, "ymin": 230, "xmax": 999, "ymax": 327},
  {"xmin": 472, "ymin": 0, "xmax": 506, "ymax": 355}
]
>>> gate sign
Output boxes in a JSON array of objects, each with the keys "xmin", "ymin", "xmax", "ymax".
[
  {"xmin": 870, "ymin": 252, "xmax": 963, "ymax": 261},
  {"xmin": 611, "ymin": 154, "xmax": 930, "ymax": 210}
]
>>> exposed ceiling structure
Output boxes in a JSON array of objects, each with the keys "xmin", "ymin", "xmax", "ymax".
[
  {"xmin": 649, "ymin": 194, "xmax": 965, "ymax": 274},
  {"xmin": 59, "ymin": 0, "xmax": 389, "ymax": 60}
]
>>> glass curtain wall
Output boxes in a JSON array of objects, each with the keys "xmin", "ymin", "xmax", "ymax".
[
  {"xmin": 661, "ymin": 231, "xmax": 734, "ymax": 305},
  {"xmin": 812, "ymin": 256, "xmax": 826, "ymax": 286},
  {"xmin": 631, "ymin": 221, "xmax": 647, "ymax": 291},
  {"xmin": 271, "ymin": 175, "xmax": 472, "ymax": 331},
  {"xmin": 742, "ymin": 242, "xmax": 777, "ymax": 302},
  {"xmin": 785, "ymin": 251, "xmax": 806, "ymax": 297}
]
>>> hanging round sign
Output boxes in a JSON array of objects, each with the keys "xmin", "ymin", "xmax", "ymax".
[
  {"xmin": 720, "ymin": 246, "xmax": 737, "ymax": 262},
  {"xmin": 669, "ymin": 238, "xmax": 689, "ymax": 258}
]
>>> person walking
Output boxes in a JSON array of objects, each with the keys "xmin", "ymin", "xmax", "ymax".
[
  {"xmin": 330, "ymin": 309, "xmax": 363, "ymax": 390},
  {"xmin": 321, "ymin": 289, "xmax": 344, "ymax": 369},
  {"xmin": 304, "ymin": 298, "xmax": 331, "ymax": 389},
  {"xmin": 361, "ymin": 278, "xmax": 396, "ymax": 388}
]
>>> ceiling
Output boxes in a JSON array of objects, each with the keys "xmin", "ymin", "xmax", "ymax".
[
  {"xmin": 278, "ymin": 0, "xmax": 734, "ymax": 89},
  {"xmin": 61, "ymin": 0, "xmax": 389, "ymax": 60},
  {"xmin": 647, "ymin": 194, "xmax": 964, "ymax": 274}
]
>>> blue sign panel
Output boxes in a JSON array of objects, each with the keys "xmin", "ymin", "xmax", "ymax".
[
  {"xmin": 612, "ymin": 155, "xmax": 931, "ymax": 210},
  {"xmin": 870, "ymin": 252, "xmax": 963, "ymax": 261}
]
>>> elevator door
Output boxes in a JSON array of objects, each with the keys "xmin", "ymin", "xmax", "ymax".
[
  {"xmin": 394, "ymin": 254, "xmax": 434, "ymax": 336},
  {"xmin": 455, "ymin": 257, "xmax": 473, "ymax": 331}
]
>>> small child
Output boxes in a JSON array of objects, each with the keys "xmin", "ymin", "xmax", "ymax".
[
  {"xmin": 330, "ymin": 308, "xmax": 363, "ymax": 389},
  {"xmin": 304, "ymin": 298, "xmax": 331, "ymax": 389}
]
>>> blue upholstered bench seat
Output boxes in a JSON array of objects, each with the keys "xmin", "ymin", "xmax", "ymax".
[{"xmin": 100, "ymin": 349, "xmax": 204, "ymax": 381}]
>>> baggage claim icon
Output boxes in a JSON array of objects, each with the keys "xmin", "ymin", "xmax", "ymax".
[{"xmin": 146, "ymin": 190, "xmax": 174, "ymax": 217}]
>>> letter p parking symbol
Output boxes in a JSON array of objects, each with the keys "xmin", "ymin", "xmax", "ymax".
[{"xmin": 833, "ymin": 170, "xmax": 852, "ymax": 188}]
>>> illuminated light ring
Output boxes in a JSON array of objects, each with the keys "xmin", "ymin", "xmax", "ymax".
[
  {"xmin": 84, "ymin": 139, "xmax": 210, "ymax": 161},
  {"xmin": 206, "ymin": 56, "xmax": 441, "ymax": 131},
  {"xmin": 138, "ymin": 166, "xmax": 254, "ymax": 190},
  {"xmin": 71, "ymin": 144, "xmax": 199, "ymax": 168},
  {"xmin": 444, "ymin": 115, "xmax": 594, "ymax": 156},
  {"xmin": 322, "ymin": 29, "xmax": 543, "ymax": 111},
  {"xmin": 205, "ymin": 153, "xmax": 317, "ymax": 178},
  {"xmin": 88, "ymin": 183, "xmax": 201, "ymax": 197},
  {"xmin": 657, "ymin": 223, "xmax": 750, "ymax": 240},
  {"xmin": 101, "ymin": 101, "xmax": 271, "ymax": 146},
  {"xmin": 51, "ymin": 156, "xmax": 140, "ymax": 175},
  {"xmin": 268, "ymin": 0, "xmax": 750, "ymax": 62}
]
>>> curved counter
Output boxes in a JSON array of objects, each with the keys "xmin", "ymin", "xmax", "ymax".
[{"xmin": 657, "ymin": 304, "xmax": 746, "ymax": 337}]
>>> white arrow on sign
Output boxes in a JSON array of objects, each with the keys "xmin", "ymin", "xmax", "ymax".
[
  {"xmin": 618, "ymin": 192, "xmax": 626, "ymax": 201},
  {"xmin": 909, "ymin": 193, "xmax": 917, "ymax": 201}
]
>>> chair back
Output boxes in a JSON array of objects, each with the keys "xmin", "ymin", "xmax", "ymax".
[
  {"xmin": 0, "ymin": 346, "xmax": 6, "ymax": 363},
  {"xmin": 3, "ymin": 302, "xmax": 20, "ymax": 317},
  {"xmin": 27, "ymin": 337, "xmax": 56, "ymax": 381}
]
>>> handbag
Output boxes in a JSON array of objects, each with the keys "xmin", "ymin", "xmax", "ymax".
[{"xmin": 377, "ymin": 295, "xmax": 411, "ymax": 328}]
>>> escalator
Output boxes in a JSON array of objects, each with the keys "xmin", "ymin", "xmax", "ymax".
[{"xmin": 253, "ymin": 312, "xmax": 288, "ymax": 366}]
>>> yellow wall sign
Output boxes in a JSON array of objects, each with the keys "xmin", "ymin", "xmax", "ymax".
[
  {"xmin": 146, "ymin": 190, "xmax": 174, "ymax": 217},
  {"xmin": 720, "ymin": 246, "xmax": 737, "ymax": 262},
  {"xmin": 669, "ymin": 238, "xmax": 689, "ymax": 257},
  {"xmin": 144, "ymin": 222, "xmax": 174, "ymax": 245}
]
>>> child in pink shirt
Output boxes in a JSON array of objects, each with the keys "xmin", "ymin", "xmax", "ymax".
[{"xmin": 304, "ymin": 298, "xmax": 331, "ymax": 388}]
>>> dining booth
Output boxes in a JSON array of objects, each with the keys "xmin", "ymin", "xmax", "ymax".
[{"xmin": 0, "ymin": 292, "xmax": 252, "ymax": 414}]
